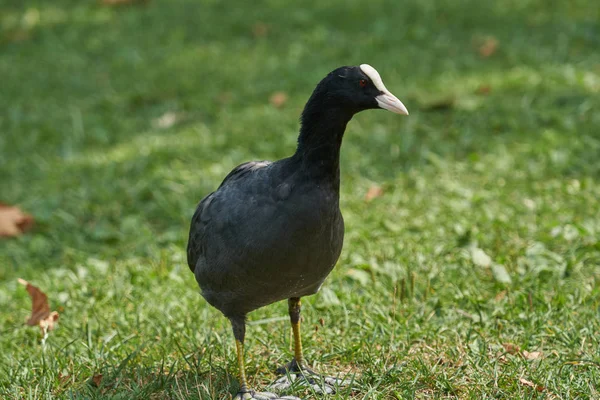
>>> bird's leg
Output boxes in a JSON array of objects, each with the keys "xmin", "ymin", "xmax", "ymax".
[
  {"xmin": 230, "ymin": 316, "xmax": 301, "ymax": 400},
  {"xmin": 270, "ymin": 298, "xmax": 351, "ymax": 395},
  {"xmin": 290, "ymin": 297, "xmax": 305, "ymax": 369},
  {"xmin": 231, "ymin": 317, "xmax": 251, "ymax": 397},
  {"xmin": 274, "ymin": 298, "xmax": 305, "ymax": 374}
]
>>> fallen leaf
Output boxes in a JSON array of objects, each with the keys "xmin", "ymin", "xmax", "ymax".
[
  {"xmin": 365, "ymin": 185, "xmax": 384, "ymax": 202},
  {"xmin": 494, "ymin": 290, "xmax": 507, "ymax": 302},
  {"xmin": 519, "ymin": 378, "xmax": 545, "ymax": 392},
  {"xmin": 476, "ymin": 85, "xmax": 491, "ymax": 95},
  {"xmin": 92, "ymin": 374, "xmax": 103, "ymax": 387},
  {"xmin": 522, "ymin": 350, "xmax": 543, "ymax": 360},
  {"xmin": 479, "ymin": 37, "xmax": 498, "ymax": 57},
  {"xmin": 503, "ymin": 343, "xmax": 521, "ymax": 355},
  {"xmin": 40, "ymin": 312, "xmax": 59, "ymax": 333},
  {"xmin": 18, "ymin": 279, "xmax": 49, "ymax": 325},
  {"xmin": 58, "ymin": 373, "xmax": 71, "ymax": 386},
  {"xmin": 269, "ymin": 92, "xmax": 288, "ymax": 108},
  {"xmin": 0, "ymin": 203, "xmax": 34, "ymax": 237},
  {"xmin": 252, "ymin": 22, "xmax": 269, "ymax": 38},
  {"xmin": 18, "ymin": 279, "xmax": 60, "ymax": 334}
]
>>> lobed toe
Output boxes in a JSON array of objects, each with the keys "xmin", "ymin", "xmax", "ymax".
[{"xmin": 235, "ymin": 391, "xmax": 301, "ymax": 400}]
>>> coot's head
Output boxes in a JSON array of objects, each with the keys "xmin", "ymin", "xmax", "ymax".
[{"xmin": 309, "ymin": 64, "xmax": 409, "ymax": 116}]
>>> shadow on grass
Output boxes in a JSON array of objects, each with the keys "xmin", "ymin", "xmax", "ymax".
[{"xmin": 78, "ymin": 364, "xmax": 234, "ymax": 400}]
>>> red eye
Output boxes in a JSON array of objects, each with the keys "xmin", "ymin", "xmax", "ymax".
[{"xmin": 359, "ymin": 79, "xmax": 367, "ymax": 88}]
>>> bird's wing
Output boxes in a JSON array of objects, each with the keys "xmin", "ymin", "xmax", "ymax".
[
  {"xmin": 218, "ymin": 160, "xmax": 272, "ymax": 188},
  {"xmin": 187, "ymin": 160, "xmax": 272, "ymax": 273},
  {"xmin": 187, "ymin": 192, "xmax": 215, "ymax": 272}
]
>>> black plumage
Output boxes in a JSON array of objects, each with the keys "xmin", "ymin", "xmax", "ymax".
[{"xmin": 187, "ymin": 64, "xmax": 407, "ymax": 400}]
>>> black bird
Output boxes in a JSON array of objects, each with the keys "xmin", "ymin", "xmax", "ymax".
[{"xmin": 187, "ymin": 64, "xmax": 408, "ymax": 400}]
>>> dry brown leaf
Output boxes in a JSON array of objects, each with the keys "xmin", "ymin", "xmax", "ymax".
[
  {"xmin": 58, "ymin": 373, "xmax": 70, "ymax": 386},
  {"xmin": 40, "ymin": 312, "xmax": 59, "ymax": 333},
  {"xmin": 18, "ymin": 279, "xmax": 59, "ymax": 334},
  {"xmin": 476, "ymin": 85, "xmax": 492, "ymax": 95},
  {"xmin": 479, "ymin": 37, "xmax": 499, "ymax": 57},
  {"xmin": 269, "ymin": 92, "xmax": 288, "ymax": 108},
  {"xmin": 522, "ymin": 350, "xmax": 543, "ymax": 360},
  {"xmin": 494, "ymin": 290, "xmax": 507, "ymax": 301},
  {"xmin": 18, "ymin": 278, "xmax": 49, "ymax": 325},
  {"xmin": 365, "ymin": 185, "xmax": 384, "ymax": 202},
  {"xmin": 252, "ymin": 22, "xmax": 269, "ymax": 38},
  {"xmin": 519, "ymin": 378, "xmax": 545, "ymax": 392},
  {"xmin": 502, "ymin": 343, "xmax": 520, "ymax": 355},
  {"xmin": 92, "ymin": 374, "xmax": 103, "ymax": 387},
  {"xmin": 0, "ymin": 203, "xmax": 34, "ymax": 237}
]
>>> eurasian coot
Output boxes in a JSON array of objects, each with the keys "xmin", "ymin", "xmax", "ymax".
[{"xmin": 187, "ymin": 64, "xmax": 408, "ymax": 400}]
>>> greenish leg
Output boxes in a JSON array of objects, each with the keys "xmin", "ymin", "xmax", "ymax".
[
  {"xmin": 232, "ymin": 316, "xmax": 301, "ymax": 400},
  {"xmin": 231, "ymin": 317, "xmax": 251, "ymax": 395},
  {"xmin": 288, "ymin": 297, "xmax": 305, "ymax": 367},
  {"xmin": 235, "ymin": 339, "xmax": 250, "ymax": 394},
  {"xmin": 270, "ymin": 298, "xmax": 349, "ymax": 395}
]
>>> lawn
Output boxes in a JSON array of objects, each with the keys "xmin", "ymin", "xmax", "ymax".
[{"xmin": 1, "ymin": 0, "xmax": 599, "ymax": 398}]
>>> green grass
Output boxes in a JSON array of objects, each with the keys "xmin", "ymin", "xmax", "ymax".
[{"xmin": 1, "ymin": 0, "xmax": 599, "ymax": 398}]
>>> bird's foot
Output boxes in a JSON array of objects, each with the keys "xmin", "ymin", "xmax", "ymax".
[
  {"xmin": 270, "ymin": 359, "xmax": 351, "ymax": 394},
  {"xmin": 234, "ymin": 390, "xmax": 301, "ymax": 400}
]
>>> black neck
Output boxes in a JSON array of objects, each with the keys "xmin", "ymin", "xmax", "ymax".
[{"xmin": 293, "ymin": 103, "xmax": 353, "ymax": 186}]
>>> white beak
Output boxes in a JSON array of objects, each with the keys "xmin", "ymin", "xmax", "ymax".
[
  {"xmin": 359, "ymin": 64, "xmax": 409, "ymax": 116},
  {"xmin": 376, "ymin": 91, "xmax": 409, "ymax": 115}
]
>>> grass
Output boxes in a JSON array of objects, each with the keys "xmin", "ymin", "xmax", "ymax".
[{"xmin": 1, "ymin": 0, "xmax": 599, "ymax": 398}]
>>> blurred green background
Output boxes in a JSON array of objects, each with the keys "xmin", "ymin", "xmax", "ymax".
[{"xmin": 1, "ymin": 0, "xmax": 599, "ymax": 399}]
